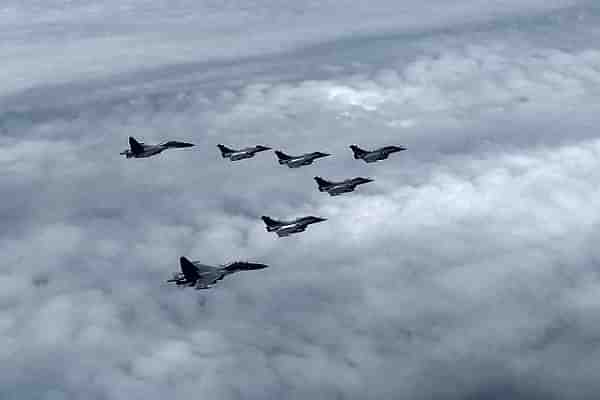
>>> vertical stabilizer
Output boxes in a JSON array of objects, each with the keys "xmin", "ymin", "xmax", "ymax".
[
  {"xmin": 129, "ymin": 137, "xmax": 145, "ymax": 154},
  {"xmin": 179, "ymin": 256, "xmax": 200, "ymax": 281},
  {"xmin": 314, "ymin": 176, "xmax": 333, "ymax": 191},
  {"xmin": 261, "ymin": 216, "xmax": 282, "ymax": 231},
  {"xmin": 217, "ymin": 144, "xmax": 235, "ymax": 157},
  {"xmin": 274, "ymin": 150, "xmax": 293, "ymax": 162},
  {"xmin": 349, "ymin": 145, "xmax": 368, "ymax": 159}
]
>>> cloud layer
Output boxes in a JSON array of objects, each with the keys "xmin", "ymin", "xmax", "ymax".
[{"xmin": 2, "ymin": 1, "xmax": 600, "ymax": 399}]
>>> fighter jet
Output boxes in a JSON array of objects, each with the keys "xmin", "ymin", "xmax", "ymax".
[
  {"xmin": 314, "ymin": 176, "xmax": 374, "ymax": 196},
  {"xmin": 217, "ymin": 144, "xmax": 271, "ymax": 161},
  {"xmin": 120, "ymin": 136, "xmax": 194, "ymax": 158},
  {"xmin": 167, "ymin": 256, "xmax": 268, "ymax": 289},
  {"xmin": 261, "ymin": 215, "xmax": 327, "ymax": 237},
  {"xmin": 274, "ymin": 150, "xmax": 331, "ymax": 168},
  {"xmin": 349, "ymin": 144, "xmax": 406, "ymax": 163}
]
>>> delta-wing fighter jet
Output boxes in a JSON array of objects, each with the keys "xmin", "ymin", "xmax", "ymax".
[
  {"xmin": 120, "ymin": 136, "xmax": 194, "ymax": 158},
  {"xmin": 217, "ymin": 144, "xmax": 271, "ymax": 161},
  {"xmin": 261, "ymin": 215, "xmax": 327, "ymax": 237},
  {"xmin": 167, "ymin": 256, "xmax": 268, "ymax": 289},
  {"xmin": 274, "ymin": 150, "xmax": 331, "ymax": 168},
  {"xmin": 350, "ymin": 144, "xmax": 406, "ymax": 163},
  {"xmin": 314, "ymin": 176, "xmax": 373, "ymax": 196}
]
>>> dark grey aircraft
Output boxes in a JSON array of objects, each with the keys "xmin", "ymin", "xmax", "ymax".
[
  {"xmin": 275, "ymin": 150, "xmax": 331, "ymax": 168},
  {"xmin": 261, "ymin": 215, "xmax": 327, "ymax": 237},
  {"xmin": 167, "ymin": 256, "xmax": 268, "ymax": 289},
  {"xmin": 217, "ymin": 144, "xmax": 271, "ymax": 161},
  {"xmin": 121, "ymin": 136, "xmax": 194, "ymax": 158},
  {"xmin": 350, "ymin": 144, "xmax": 406, "ymax": 163},
  {"xmin": 314, "ymin": 176, "xmax": 374, "ymax": 196}
]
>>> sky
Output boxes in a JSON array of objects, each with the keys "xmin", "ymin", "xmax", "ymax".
[{"xmin": 2, "ymin": 1, "xmax": 600, "ymax": 399}]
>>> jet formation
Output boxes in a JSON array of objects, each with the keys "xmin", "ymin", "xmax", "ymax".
[
  {"xmin": 275, "ymin": 150, "xmax": 331, "ymax": 168},
  {"xmin": 314, "ymin": 176, "xmax": 374, "ymax": 196},
  {"xmin": 350, "ymin": 144, "xmax": 406, "ymax": 163},
  {"xmin": 218, "ymin": 144, "xmax": 272, "ymax": 161},
  {"xmin": 168, "ymin": 257, "xmax": 268, "ymax": 289},
  {"xmin": 120, "ymin": 136, "xmax": 405, "ymax": 286},
  {"xmin": 261, "ymin": 215, "xmax": 327, "ymax": 237},
  {"xmin": 121, "ymin": 136, "xmax": 195, "ymax": 158}
]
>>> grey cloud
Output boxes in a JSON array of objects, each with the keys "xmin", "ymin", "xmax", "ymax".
[{"xmin": 2, "ymin": 2, "xmax": 600, "ymax": 400}]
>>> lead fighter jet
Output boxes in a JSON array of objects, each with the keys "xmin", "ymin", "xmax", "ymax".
[
  {"xmin": 349, "ymin": 144, "xmax": 406, "ymax": 163},
  {"xmin": 274, "ymin": 150, "xmax": 331, "ymax": 168},
  {"xmin": 314, "ymin": 176, "xmax": 373, "ymax": 196},
  {"xmin": 167, "ymin": 256, "xmax": 268, "ymax": 289},
  {"xmin": 217, "ymin": 144, "xmax": 271, "ymax": 161},
  {"xmin": 120, "ymin": 136, "xmax": 194, "ymax": 158},
  {"xmin": 261, "ymin": 215, "xmax": 327, "ymax": 237}
]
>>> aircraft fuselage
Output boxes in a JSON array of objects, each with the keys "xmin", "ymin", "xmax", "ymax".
[
  {"xmin": 279, "ymin": 153, "xmax": 330, "ymax": 168},
  {"xmin": 361, "ymin": 147, "xmax": 404, "ymax": 163},
  {"xmin": 121, "ymin": 145, "xmax": 166, "ymax": 158}
]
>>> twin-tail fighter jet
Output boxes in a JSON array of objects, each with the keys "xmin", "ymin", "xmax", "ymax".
[
  {"xmin": 314, "ymin": 176, "xmax": 374, "ymax": 196},
  {"xmin": 167, "ymin": 256, "xmax": 268, "ymax": 289},
  {"xmin": 350, "ymin": 144, "xmax": 406, "ymax": 163},
  {"xmin": 275, "ymin": 150, "xmax": 331, "ymax": 168},
  {"xmin": 121, "ymin": 136, "xmax": 195, "ymax": 158},
  {"xmin": 217, "ymin": 144, "xmax": 272, "ymax": 161},
  {"xmin": 261, "ymin": 215, "xmax": 327, "ymax": 237}
]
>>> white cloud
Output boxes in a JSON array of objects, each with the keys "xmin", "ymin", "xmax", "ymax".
[{"xmin": 3, "ymin": 1, "xmax": 600, "ymax": 399}]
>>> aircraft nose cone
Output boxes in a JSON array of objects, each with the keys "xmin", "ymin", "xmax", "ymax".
[
  {"xmin": 244, "ymin": 262, "xmax": 269, "ymax": 270},
  {"xmin": 168, "ymin": 142, "xmax": 195, "ymax": 148}
]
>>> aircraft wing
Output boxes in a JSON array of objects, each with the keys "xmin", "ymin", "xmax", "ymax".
[{"xmin": 195, "ymin": 271, "xmax": 226, "ymax": 289}]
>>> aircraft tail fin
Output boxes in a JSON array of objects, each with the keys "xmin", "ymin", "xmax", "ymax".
[
  {"xmin": 350, "ymin": 145, "xmax": 368, "ymax": 159},
  {"xmin": 261, "ymin": 216, "xmax": 282, "ymax": 231},
  {"xmin": 179, "ymin": 256, "xmax": 200, "ymax": 280},
  {"xmin": 179, "ymin": 256, "xmax": 195, "ymax": 270},
  {"xmin": 217, "ymin": 144, "xmax": 235, "ymax": 157},
  {"xmin": 129, "ymin": 136, "xmax": 145, "ymax": 154},
  {"xmin": 314, "ymin": 176, "xmax": 333, "ymax": 191},
  {"xmin": 275, "ymin": 150, "xmax": 292, "ymax": 163}
]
